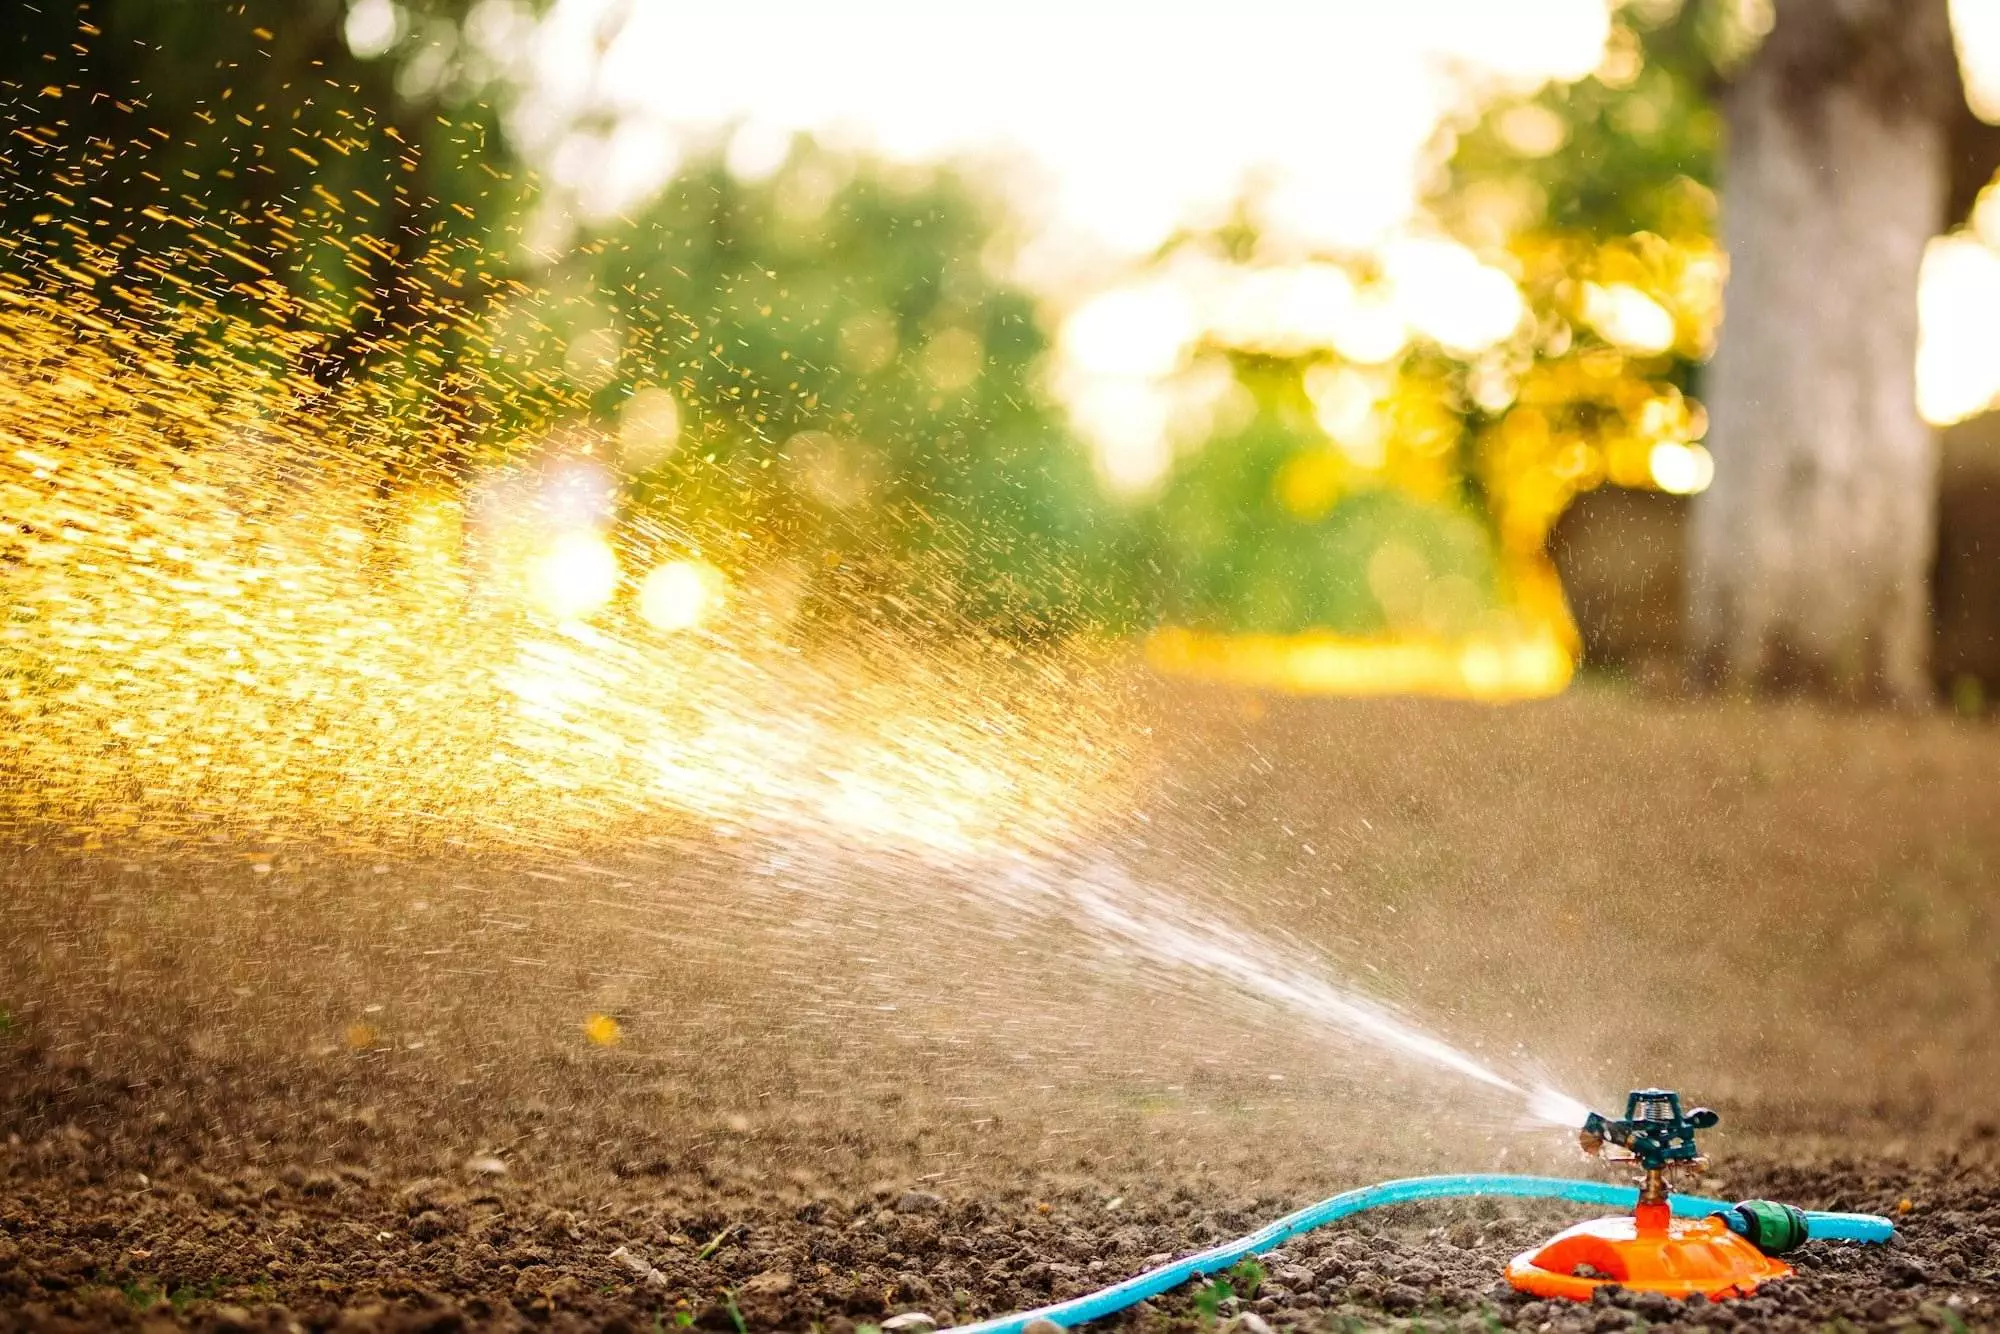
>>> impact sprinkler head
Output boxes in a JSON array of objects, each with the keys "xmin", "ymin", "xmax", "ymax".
[
  {"xmin": 1507, "ymin": 1090, "xmax": 1796, "ymax": 1303},
  {"xmin": 1578, "ymin": 1087, "xmax": 1720, "ymax": 1204}
]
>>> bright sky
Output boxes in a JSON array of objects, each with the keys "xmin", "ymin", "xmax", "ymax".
[{"xmin": 516, "ymin": 0, "xmax": 1611, "ymax": 257}]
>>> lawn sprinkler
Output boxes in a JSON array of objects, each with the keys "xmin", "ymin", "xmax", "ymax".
[
  {"xmin": 950, "ymin": 1086, "xmax": 1894, "ymax": 1334},
  {"xmin": 1506, "ymin": 1088, "xmax": 1800, "ymax": 1302}
]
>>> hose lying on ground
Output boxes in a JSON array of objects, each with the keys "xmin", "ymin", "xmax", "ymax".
[{"xmin": 946, "ymin": 1173, "xmax": 1896, "ymax": 1334}]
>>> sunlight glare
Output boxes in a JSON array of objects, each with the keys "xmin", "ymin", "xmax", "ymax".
[
  {"xmin": 1648, "ymin": 441, "xmax": 1714, "ymax": 495},
  {"xmin": 1383, "ymin": 237, "xmax": 1525, "ymax": 355},
  {"xmin": 1581, "ymin": 282, "xmax": 1676, "ymax": 356},
  {"xmin": 518, "ymin": 0, "xmax": 1614, "ymax": 260},
  {"xmin": 1953, "ymin": 0, "xmax": 2000, "ymax": 121},
  {"xmin": 639, "ymin": 559, "xmax": 723, "ymax": 632},
  {"xmin": 1061, "ymin": 283, "xmax": 1197, "ymax": 379},
  {"xmin": 343, "ymin": 0, "xmax": 403, "ymax": 59},
  {"xmin": 1918, "ymin": 233, "xmax": 2000, "ymax": 425},
  {"xmin": 531, "ymin": 531, "xmax": 620, "ymax": 621}
]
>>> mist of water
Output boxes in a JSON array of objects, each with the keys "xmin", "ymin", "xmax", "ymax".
[
  {"xmin": 937, "ymin": 849, "xmax": 1589, "ymax": 1131},
  {"xmin": 0, "ymin": 202, "xmax": 1596, "ymax": 1150}
]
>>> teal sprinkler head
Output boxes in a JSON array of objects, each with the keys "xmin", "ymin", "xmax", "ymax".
[
  {"xmin": 1575, "ymin": 1091, "xmax": 1817, "ymax": 1256},
  {"xmin": 1578, "ymin": 1088, "xmax": 1718, "ymax": 1203}
]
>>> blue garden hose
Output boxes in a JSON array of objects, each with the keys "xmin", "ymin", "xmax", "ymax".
[{"xmin": 947, "ymin": 1174, "xmax": 1895, "ymax": 1334}]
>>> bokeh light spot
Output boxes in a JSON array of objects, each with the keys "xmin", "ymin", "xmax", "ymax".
[
  {"xmin": 1581, "ymin": 282, "xmax": 1676, "ymax": 356},
  {"xmin": 639, "ymin": 559, "xmax": 723, "ymax": 631},
  {"xmin": 1648, "ymin": 441, "xmax": 1714, "ymax": 495},
  {"xmin": 531, "ymin": 532, "xmax": 620, "ymax": 621}
]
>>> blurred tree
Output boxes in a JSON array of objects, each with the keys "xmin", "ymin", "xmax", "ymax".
[
  {"xmin": 0, "ymin": 0, "xmax": 535, "ymax": 406},
  {"xmin": 1445, "ymin": 0, "xmax": 2000, "ymax": 703},
  {"xmin": 508, "ymin": 141, "xmax": 1134, "ymax": 638},
  {"xmin": 1694, "ymin": 0, "xmax": 1975, "ymax": 702},
  {"xmin": 1437, "ymin": 0, "xmax": 1727, "ymax": 669},
  {"xmin": 1145, "ymin": 349, "xmax": 1504, "ymax": 638}
]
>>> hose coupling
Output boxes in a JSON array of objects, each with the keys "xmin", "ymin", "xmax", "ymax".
[{"xmin": 1720, "ymin": 1199, "xmax": 1812, "ymax": 1255}]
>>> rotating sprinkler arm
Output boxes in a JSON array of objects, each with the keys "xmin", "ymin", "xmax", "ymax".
[{"xmin": 1578, "ymin": 1087, "xmax": 1719, "ymax": 1204}]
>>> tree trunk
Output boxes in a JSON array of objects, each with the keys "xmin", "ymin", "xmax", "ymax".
[{"xmin": 1690, "ymin": 0, "xmax": 1961, "ymax": 702}]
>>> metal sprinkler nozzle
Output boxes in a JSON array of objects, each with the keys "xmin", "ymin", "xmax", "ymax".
[{"xmin": 1577, "ymin": 1088, "xmax": 1719, "ymax": 1204}]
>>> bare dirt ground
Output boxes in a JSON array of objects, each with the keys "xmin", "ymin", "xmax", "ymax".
[{"xmin": 4, "ymin": 680, "xmax": 1999, "ymax": 1331}]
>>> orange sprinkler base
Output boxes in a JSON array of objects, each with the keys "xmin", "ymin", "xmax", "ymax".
[{"xmin": 1506, "ymin": 1203, "xmax": 1793, "ymax": 1302}]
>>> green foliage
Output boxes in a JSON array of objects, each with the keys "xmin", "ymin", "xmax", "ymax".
[
  {"xmin": 1192, "ymin": 1276, "xmax": 1234, "ymax": 1324},
  {"xmin": 1437, "ymin": 0, "xmax": 1787, "ymax": 246},
  {"xmin": 8, "ymin": 0, "xmax": 1751, "ymax": 648},
  {"xmin": 696, "ymin": 1224, "xmax": 738, "ymax": 1261},
  {"xmin": 112, "ymin": 1275, "xmax": 245, "ymax": 1314},
  {"xmin": 116, "ymin": 1280, "xmax": 162, "ymax": 1310},
  {"xmin": 1186, "ymin": 1258, "xmax": 1268, "ymax": 1323},
  {"xmin": 6, "ymin": 7, "xmax": 1130, "ymax": 647},
  {"xmin": 1225, "ymin": 1256, "xmax": 1266, "ymax": 1299},
  {"xmin": 1, "ymin": 0, "xmax": 535, "ymax": 383},
  {"xmin": 1444, "ymin": 4, "xmax": 1719, "ymax": 245},
  {"xmin": 505, "ymin": 140, "xmax": 1136, "ymax": 637},
  {"xmin": 4, "ymin": 3, "xmax": 1502, "ymax": 645},
  {"xmin": 1425, "ymin": 0, "xmax": 1750, "ymax": 540},
  {"xmin": 1149, "ymin": 359, "xmax": 1498, "ymax": 636}
]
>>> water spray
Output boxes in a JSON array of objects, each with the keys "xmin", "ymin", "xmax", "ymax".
[{"xmin": 950, "ymin": 1089, "xmax": 1895, "ymax": 1333}]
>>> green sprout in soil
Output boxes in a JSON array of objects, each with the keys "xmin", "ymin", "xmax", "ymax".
[
  {"xmin": 169, "ymin": 1279, "xmax": 231, "ymax": 1314},
  {"xmin": 1192, "ymin": 1277, "xmax": 1234, "ymax": 1325},
  {"xmin": 115, "ymin": 1277, "xmax": 239, "ymax": 1315},
  {"xmin": 1225, "ymin": 1258, "xmax": 1265, "ymax": 1299},
  {"xmin": 1191, "ymin": 1254, "xmax": 1270, "ymax": 1323},
  {"xmin": 117, "ymin": 1281, "xmax": 163, "ymax": 1310}
]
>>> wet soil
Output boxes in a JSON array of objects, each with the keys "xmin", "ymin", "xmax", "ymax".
[
  {"xmin": 3, "ymin": 1108, "xmax": 1996, "ymax": 1334},
  {"xmin": 4, "ymin": 684, "xmax": 1999, "ymax": 1331}
]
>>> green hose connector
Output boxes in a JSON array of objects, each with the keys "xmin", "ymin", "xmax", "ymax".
[{"xmin": 1725, "ymin": 1199, "xmax": 1811, "ymax": 1254}]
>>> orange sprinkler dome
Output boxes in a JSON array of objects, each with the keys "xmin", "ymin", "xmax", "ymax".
[{"xmin": 1506, "ymin": 1201, "xmax": 1794, "ymax": 1302}]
